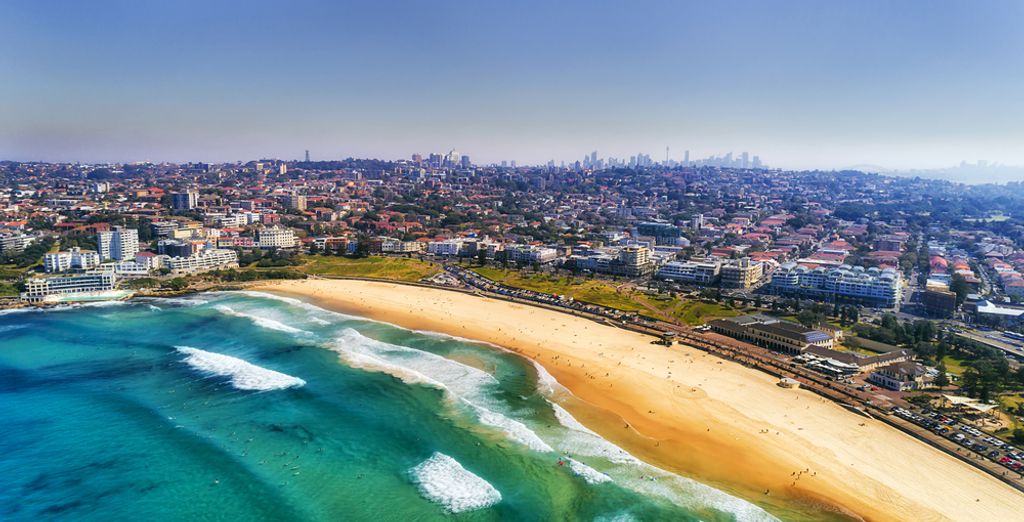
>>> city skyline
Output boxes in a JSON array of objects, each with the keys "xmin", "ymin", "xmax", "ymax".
[{"xmin": 2, "ymin": 1, "xmax": 1023, "ymax": 176}]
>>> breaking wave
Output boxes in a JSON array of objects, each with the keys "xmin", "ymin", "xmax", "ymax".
[
  {"xmin": 176, "ymin": 346, "xmax": 306, "ymax": 391},
  {"xmin": 329, "ymin": 328, "xmax": 553, "ymax": 452},
  {"xmin": 409, "ymin": 452, "xmax": 501, "ymax": 513},
  {"xmin": 213, "ymin": 305, "xmax": 311, "ymax": 335},
  {"xmin": 566, "ymin": 457, "xmax": 612, "ymax": 484}
]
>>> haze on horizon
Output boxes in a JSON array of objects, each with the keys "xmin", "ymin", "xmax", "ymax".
[{"xmin": 1, "ymin": 0, "xmax": 1023, "ymax": 176}]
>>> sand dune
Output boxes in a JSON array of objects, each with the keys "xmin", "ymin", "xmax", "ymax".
[{"xmin": 257, "ymin": 279, "xmax": 1024, "ymax": 521}]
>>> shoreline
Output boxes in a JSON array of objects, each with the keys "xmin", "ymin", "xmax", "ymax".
[{"xmin": 254, "ymin": 279, "xmax": 1024, "ymax": 521}]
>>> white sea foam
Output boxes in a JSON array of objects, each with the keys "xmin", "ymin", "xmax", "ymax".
[
  {"xmin": 566, "ymin": 457, "xmax": 612, "ymax": 484},
  {"xmin": 0, "ymin": 307, "xmax": 33, "ymax": 316},
  {"xmin": 330, "ymin": 328, "xmax": 555, "ymax": 453},
  {"xmin": 152, "ymin": 296, "xmax": 209, "ymax": 306},
  {"xmin": 147, "ymin": 304, "xmax": 163, "ymax": 312},
  {"xmin": 176, "ymin": 346, "xmax": 306, "ymax": 391},
  {"xmin": 235, "ymin": 290, "xmax": 360, "ymax": 321},
  {"xmin": 594, "ymin": 512, "xmax": 639, "ymax": 522},
  {"xmin": 409, "ymin": 453, "xmax": 501, "ymax": 513},
  {"xmin": 309, "ymin": 316, "xmax": 331, "ymax": 326},
  {"xmin": 532, "ymin": 360, "xmax": 570, "ymax": 396},
  {"xmin": 552, "ymin": 404, "xmax": 775, "ymax": 521},
  {"xmin": 475, "ymin": 407, "xmax": 553, "ymax": 452},
  {"xmin": 0, "ymin": 324, "xmax": 27, "ymax": 333},
  {"xmin": 214, "ymin": 305, "xmax": 311, "ymax": 335}
]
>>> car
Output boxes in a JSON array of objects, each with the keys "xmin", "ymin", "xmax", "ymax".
[
  {"xmin": 999, "ymin": 456, "xmax": 1011, "ymax": 464},
  {"xmin": 988, "ymin": 451, "xmax": 1001, "ymax": 458}
]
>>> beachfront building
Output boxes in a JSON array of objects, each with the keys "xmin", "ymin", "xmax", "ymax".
[
  {"xmin": 709, "ymin": 315, "xmax": 834, "ymax": 354},
  {"xmin": 376, "ymin": 237, "xmax": 424, "ymax": 254},
  {"xmin": 656, "ymin": 259, "xmax": 721, "ymax": 285},
  {"xmin": 98, "ymin": 226, "xmax": 140, "ymax": 261},
  {"xmin": 426, "ymin": 239, "xmax": 466, "ymax": 257},
  {"xmin": 868, "ymin": 362, "xmax": 929, "ymax": 391},
  {"xmin": 571, "ymin": 245, "xmax": 654, "ymax": 277},
  {"xmin": 256, "ymin": 226, "xmax": 297, "ymax": 249},
  {"xmin": 165, "ymin": 249, "xmax": 239, "ymax": 275},
  {"xmin": 720, "ymin": 257, "xmax": 765, "ymax": 289},
  {"xmin": 771, "ymin": 263, "xmax": 902, "ymax": 307},
  {"xmin": 21, "ymin": 273, "xmax": 118, "ymax": 303},
  {"xmin": 44, "ymin": 247, "xmax": 101, "ymax": 273},
  {"xmin": 504, "ymin": 244, "xmax": 559, "ymax": 265}
]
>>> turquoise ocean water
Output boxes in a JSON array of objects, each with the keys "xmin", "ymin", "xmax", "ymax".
[{"xmin": 0, "ymin": 291, "xmax": 781, "ymax": 521}]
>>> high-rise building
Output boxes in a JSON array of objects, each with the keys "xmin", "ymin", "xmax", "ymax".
[
  {"xmin": 97, "ymin": 227, "xmax": 140, "ymax": 261},
  {"xmin": 279, "ymin": 193, "xmax": 307, "ymax": 211},
  {"xmin": 691, "ymin": 213, "xmax": 704, "ymax": 230},
  {"xmin": 256, "ymin": 226, "xmax": 297, "ymax": 248},
  {"xmin": 684, "ymin": 150, "xmax": 690, "ymax": 165},
  {"xmin": 171, "ymin": 190, "xmax": 199, "ymax": 211},
  {"xmin": 460, "ymin": 155, "xmax": 471, "ymax": 168},
  {"xmin": 304, "ymin": 150, "xmax": 310, "ymax": 162},
  {"xmin": 412, "ymin": 153, "xmax": 423, "ymax": 164}
]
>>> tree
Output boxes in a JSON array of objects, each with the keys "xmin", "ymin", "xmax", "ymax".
[
  {"xmin": 949, "ymin": 273, "xmax": 970, "ymax": 306},
  {"xmin": 1012, "ymin": 429, "xmax": 1024, "ymax": 446},
  {"xmin": 934, "ymin": 362, "xmax": 950, "ymax": 389}
]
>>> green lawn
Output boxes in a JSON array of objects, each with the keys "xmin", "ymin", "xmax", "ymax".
[
  {"xmin": 469, "ymin": 266, "xmax": 742, "ymax": 324},
  {"xmin": 474, "ymin": 268, "xmax": 652, "ymax": 312},
  {"xmin": 298, "ymin": 255, "xmax": 440, "ymax": 282},
  {"xmin": 0, "ymin": 283, "xmax": 19, "ymax": 297},
  {"xmin": 672, "ymin": 301, "xmax": 741, "ymax": 325},
  {"xmin": 941, "ymin": 355, "xmax": 967, "ymax": 377}
]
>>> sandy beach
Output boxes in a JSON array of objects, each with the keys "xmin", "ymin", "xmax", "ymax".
[{"xmin": 256, "ymin": 279, "xmax": 1024, "ymax": 521}]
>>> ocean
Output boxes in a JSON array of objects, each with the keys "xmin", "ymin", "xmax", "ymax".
[{"xmin": 0, "ymin": 291, "xmax": 781, "ymax": 521}]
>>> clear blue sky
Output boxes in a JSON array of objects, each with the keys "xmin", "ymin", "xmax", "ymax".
[{"xmin": 1, "ymin": 0, "xmax": 1022, "ymax": 171}]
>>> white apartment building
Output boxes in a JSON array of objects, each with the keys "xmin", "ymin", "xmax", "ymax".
[
  {"xmin": 256, "ymin": 226, "xmax": 297, "ymax": 249},
  {"xmin": 505, "ymin": 244, "xmax": 558, "ymax": 265},
  {"xmin": 0, "ymin": 234, "xmax": 36, "ymax": 253},
  {"xmin": 656, "ymin": 260, "xmax": 721, "ymax": 285},
  {"xmin": 21, "ymin": 273, "xmax": 117, "ymax": 302},
  {"xmin": 426, "ymin": 239, "xmax": 466, "ymax": 257},
  {"xmin": 771, "ymin": 263, "xmax": 902, "ymax": 307},
  {"xmin": 720, "ymin": 257, "xmax": 765, "ymax": 289},
  {"xmin": 379, "ymin": 237, "xmax": 424, "ymax": 254},
  {"xmin": 166, "ymin": 249, "xmax": 239, "ymax": 274},
  {"xmin": 44, "ymin": 247, "xmax": 101, "ymax": 273},
  {"xmin": 97, "ymin": 226, "xmax": 140, "ymax": 261}
]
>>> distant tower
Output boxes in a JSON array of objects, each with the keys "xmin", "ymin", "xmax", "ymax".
[
  {"xmin": 666, "ymin": 146, "xmax": 670, "ymax": 164},
  {"xmin": 304, "ymin": 150, "xmax": 310, "ymax": 162},
  {"xmin": 684, "ymin": 150, "xmax": 690, "ymax": 165}
]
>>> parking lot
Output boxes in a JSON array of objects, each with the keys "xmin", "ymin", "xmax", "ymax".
[{"xmin": 892, "ymin": 407, "xmax": 1024, "ymax": 475}]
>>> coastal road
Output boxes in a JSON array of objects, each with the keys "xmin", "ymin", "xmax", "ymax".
[{"xmin": 956, "ymin": 330, "xmax": 1024, "ymax": 363}]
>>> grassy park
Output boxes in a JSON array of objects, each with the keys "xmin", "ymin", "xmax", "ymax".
[{"xmin": 297, "ymin": 255, "xmax": 441, "ymax": 282}]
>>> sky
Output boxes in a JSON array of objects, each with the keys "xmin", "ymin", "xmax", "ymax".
[{"xmin": 1, "ymin": 0, "xmax": 1023, "ymax": 173}]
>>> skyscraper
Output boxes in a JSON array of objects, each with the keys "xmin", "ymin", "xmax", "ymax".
[
  {"xmin": 304, "ymin": 150, "xmax": 310, "ymax": 162},
  {"xmin": 684, "ymin": 150, "xmax": 690, "ymax": 165}
]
